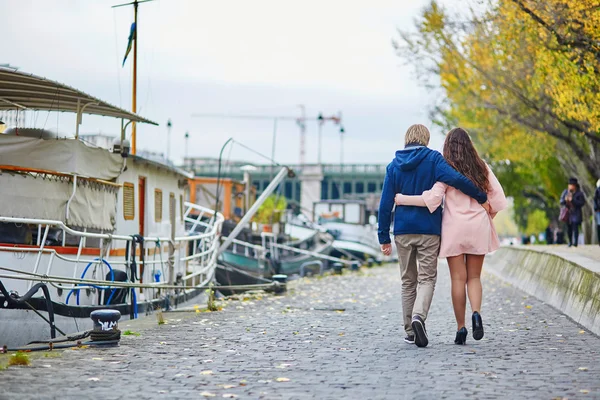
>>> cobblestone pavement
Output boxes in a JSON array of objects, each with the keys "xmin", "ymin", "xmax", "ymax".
[{"xmin": 1, "ymin": 262, "xmax": 599, "ymax": 400}]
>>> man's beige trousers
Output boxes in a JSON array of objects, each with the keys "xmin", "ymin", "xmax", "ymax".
[{"xmin": 394, "ymin": 234, "xmax": 440, "ymax": 335}]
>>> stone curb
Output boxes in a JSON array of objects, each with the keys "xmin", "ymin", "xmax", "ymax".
[{"xmin": 486, "ymin": 247, "xmax": 600, "ymax": 335}]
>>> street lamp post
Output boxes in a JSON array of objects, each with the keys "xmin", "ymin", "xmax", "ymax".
[
  {"xmin": 317, "ymin": 113, "xmax": 324, "ymax": 165},
  {"xmin": 184, "ymin": 131, "xmax": 189, "ymax": 161},
  {"xmin": 166, "ymin": 119, "xmax": 172, "ymax": 162},
  {"xmin": 339, "ymin": 125, "xmax": 345, "ymax": 167}
]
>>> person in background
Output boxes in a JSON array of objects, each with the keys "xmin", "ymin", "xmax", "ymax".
[
  {"xmin": 594, "ymin": 179, "xmax": 600, "ymax": 246},
  {"xmin": 545, "ymin": 225, "xmax": 554, "ymax": 245},
  {"xmin": 560, "ymin": 178, "xmax": 586, "ymax": 247}
]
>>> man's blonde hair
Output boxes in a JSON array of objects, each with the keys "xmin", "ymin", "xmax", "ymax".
[{"xmin": 404, "ymin": 124, "xmax": 430, "ymax": 146}]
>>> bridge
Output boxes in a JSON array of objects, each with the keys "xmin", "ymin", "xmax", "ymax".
[{"xmin": 182, "ymin": 158, "xmax": 387, "ymax": 216}]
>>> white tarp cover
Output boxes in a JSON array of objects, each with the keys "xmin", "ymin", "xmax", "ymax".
[
  {"xmin": 0, "ymin": 173, "xmax": 117, "ymax": 230},
  {"xmin": 0, "ymin": 135, "xmax": 122, "ymax": 180}
]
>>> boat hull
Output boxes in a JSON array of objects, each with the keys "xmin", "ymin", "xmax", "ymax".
[
  {"xmin": 215, "ymin": 263, "xmax": 272, "ymax": 296},
  {"xmin": 0, "ymin": 287, "xmax": 207, "ymax": 348}
]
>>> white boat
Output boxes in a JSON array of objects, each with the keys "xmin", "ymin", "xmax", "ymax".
[
  {"xmin": 312, "ymin": 199, "xmax": 395, "ymax": 263},
  {"xmin": 0, "ymin": 68, "xmax": 223, "ymax": 347}
]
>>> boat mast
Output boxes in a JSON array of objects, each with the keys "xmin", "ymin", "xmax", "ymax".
[
  {"xmin": 132, "ymin": 0, "xmax": 138, "ymax": 155},
  {"xmin": 113, "ymin": 0, "xmax": 153, "ymax": 155}
]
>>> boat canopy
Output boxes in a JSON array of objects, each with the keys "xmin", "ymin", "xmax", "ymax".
[{"xmin": 0, "ymin": 68, "xmax": 157, "ymax": 125}]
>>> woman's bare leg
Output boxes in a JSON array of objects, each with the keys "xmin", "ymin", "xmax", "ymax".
[
  {"xmin": 465, "ymin": 254, "xmax": 485, "ymax": 312},
  {"xmin": 447, "ymin": 255, "xmax": 467, "ymax": 330}
]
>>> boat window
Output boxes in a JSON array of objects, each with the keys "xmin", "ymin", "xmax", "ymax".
[
  {"xmin": 345, "ymin": 203, "xmax": 361, "ymax": 224},
  {"xmin": 123, "ymin": 182, "xmax": 135, "ymax": 220},
  {"xmin": 154, "ymin": 189, "xmax": 163, "ymax": 222}
]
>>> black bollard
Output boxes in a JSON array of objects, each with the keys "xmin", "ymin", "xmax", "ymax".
[
  {"xmin": 351, "ymin": 261, "xmax": 360, "ymax": 271},
  {"xmin": 272, "ymin": 274, "xmax": 288, "ymax": 294},
  {"xmin": 333, "ymin": 262, "xmax": 344, "ymax": 275},
  {"xmin": 90, "ymin": 309, "xmax": 122, "ymax": 344},
  {"xmin": 367, "ymin": 258, "xmax": 374, "ymax": 268}
]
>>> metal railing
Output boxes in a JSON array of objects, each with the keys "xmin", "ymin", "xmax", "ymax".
[{"xmin": 0, "ymin": 202, "xmax": 223, "ymax": 295}]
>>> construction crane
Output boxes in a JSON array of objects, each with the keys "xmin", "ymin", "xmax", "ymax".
[{"xmin": 191, "ymin": 108, "xmax": 344, "ymax": 167}]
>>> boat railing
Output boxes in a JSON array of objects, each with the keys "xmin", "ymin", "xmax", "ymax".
[
  {"xmin": 0, "ymin": 202, "xmax": 223, "ymax": 292},
  {"xmin": 220, "ymin": 236, "xmax": 266, "ymax": 260},
  {"xmin": 269, "ymin": 242, "xmax": 353, "ymax": 265}
]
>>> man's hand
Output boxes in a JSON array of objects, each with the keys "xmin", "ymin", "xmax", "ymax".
[
  {"xmin": 481, "ymin": 200, "xmax": 492, "ymax": 214},
  {"xmin": 380, "ymin": 243, "xmax": 392, "ymax": 256}
]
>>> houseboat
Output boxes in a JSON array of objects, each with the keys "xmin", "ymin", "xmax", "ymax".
[{"xmin": 0, "ymin": 68, "xmax": 223, "ymax": 347}]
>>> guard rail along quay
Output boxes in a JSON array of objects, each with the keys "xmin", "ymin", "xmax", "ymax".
[{"xmin": 485, "ymin": 246, "xmax": 600, "ymax": 335}]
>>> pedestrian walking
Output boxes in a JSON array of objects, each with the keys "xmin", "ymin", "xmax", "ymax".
[
  {"xmin": 560, "ymin": 178, "xmax": 586, "ymax": 247},
  {"xmin": 395, "ymin": 127, "xmax": 507, "ymax": 345},
  {"xmin": 377, "ymin": 124, "xmax": 488, "ymax": 348}
]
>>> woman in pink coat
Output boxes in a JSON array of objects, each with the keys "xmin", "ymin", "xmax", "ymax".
[{"xmin": 395, "ymin": 127, "xmax": 507, "ymax": 345}]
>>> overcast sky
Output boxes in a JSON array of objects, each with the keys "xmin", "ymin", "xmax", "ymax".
[{"xmin": 3, "ymin": 0, "xmax": 454, "ymax": 166}]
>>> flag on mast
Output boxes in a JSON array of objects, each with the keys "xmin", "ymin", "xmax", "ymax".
[{"xmin": 122, "ymin": 22, "xmax": 136, "ymax": 67}]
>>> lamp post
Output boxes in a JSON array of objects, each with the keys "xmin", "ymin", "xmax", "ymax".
[
  {"xmin": 317, "ymin": 113, "xmax": 324, "ymax": 165},
  {"xmin": 316, "ymin": 112, "xmax": 342, "ymax": 165},
  {"xmin": 166, "ymin": 119, "xmax": 172, "ymax": 162},
  {"xmin": 184, "ymin": 131, "xmax": 189, "ymax": 161},
  {"xmin": 339, "ymin": 125, "xmax": 345, "ymax": 166}
]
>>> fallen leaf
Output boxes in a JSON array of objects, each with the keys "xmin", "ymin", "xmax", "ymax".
[
  {"xmin": 580, "ymin": 389, "xmax": 590, "ymax": 394},
  {"xmin": 91, "ymin": 358, "xmax": 103, "ymax": 361},
  {"xmin": 203, "ymin": 360, "xmax": 214, "ymax": 363},
  {"xmin": 200, "ymin": 392, "xmax": 216, "ymax": 397},
  {"xmin": 222, "ymin": 394, "xmax": 238, "ymax": 398},
  {"xmin": 220, "ymin": 385, "xmax": 236, "ymax": 389},
  {"xmin": 579, "ymin": 330, "xmax": 586, "ymax": 334},
  {"xmin": 579, "ymin": 367, "xmax": 589, "ymax": 371},
  {"xmin": 159, "ymin": 341, "xmax": 167, "ymax": 345},
  {"xmin": 200, "ymin": 370, "xmax": 214, "ymax": 375},
  {"xmin": 525, "ymin": 305, "xmax": 532, "ymax": 309},
  {"xmin": 87, "ymin": 377, "xmax": 100, "ymax": 382},
  {"xmin": 276, "ymin": 377, "xmax": 290, "ymax": 382}
]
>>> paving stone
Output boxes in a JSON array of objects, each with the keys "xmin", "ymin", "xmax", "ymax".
[{"xmin": 0, "ymin": 262, "xmax": 599, "ymax": 399}]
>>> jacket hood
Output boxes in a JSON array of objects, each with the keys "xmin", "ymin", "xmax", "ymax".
[{"xmin": 393, "ymin": 145, "xmax": 431, "ymax": 171}]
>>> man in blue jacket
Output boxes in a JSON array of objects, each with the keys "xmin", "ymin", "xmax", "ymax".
[{"xmin": 378, "ymin": 124, "xmax": 488, "ymax": 348}]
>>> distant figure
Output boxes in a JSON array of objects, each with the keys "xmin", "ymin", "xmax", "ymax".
[
  {"xmin": 545, "ymin": 225, "xmax": 554, "ymax": 245},
  {"xmin": 556, "ymin": 228, "xmax": 565, "ymax": 245},
  {"xmin": 395, "ymin": 127, "xmax": 507, "ymax": 346},
  {"xmin": 377, "ymin": 124, "xmax": 487, "ymax": 348},
  {"xmin": 595, "ymin": 179, "xmax": 600, "ymax": 246},
  {"xmin": 560, "ymin": 178, "xmax": 586, "ymax": 247}
]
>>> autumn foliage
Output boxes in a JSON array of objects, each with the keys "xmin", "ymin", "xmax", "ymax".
[{"xmin": 396, "ymin": 0, "xmax": 600, "ymax": 231}]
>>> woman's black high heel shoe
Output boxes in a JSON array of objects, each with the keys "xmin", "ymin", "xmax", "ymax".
[
  {"xmin": 454, "ymin": 327, "xmax": 467, "ymax": 345},
  {"xmin": 472, "ymin": 311, "xmax": 484, "ymax": 340}
]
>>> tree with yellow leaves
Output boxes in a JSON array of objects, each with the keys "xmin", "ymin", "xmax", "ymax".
[{"xmin": 396, "ymin": 0, "xmax": 599, "ymax": 238}]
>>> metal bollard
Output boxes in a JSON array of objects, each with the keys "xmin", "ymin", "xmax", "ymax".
[
  {"xmin": 272, "ymin": 274, "xmax": 288, "ymax": 294},
  {"xmin": 90, "ymin": 309, "xmax": 121, "ymax": 344},
  {"xmin": 333, "ymin": 262, "xmax": 344, "ymax": 275}
]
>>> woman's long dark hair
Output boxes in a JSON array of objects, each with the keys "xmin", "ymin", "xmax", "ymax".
[{"xmin": 443, "ymin": 127, "xmax": 489, "ymax": 193}]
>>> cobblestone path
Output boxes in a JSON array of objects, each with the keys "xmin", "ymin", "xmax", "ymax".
[{"xmin": 1, "ymin": 263, "xmax": 599, "ymax": 399}]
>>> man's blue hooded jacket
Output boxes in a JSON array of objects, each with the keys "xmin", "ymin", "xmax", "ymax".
[{"xmin": 378, "ymin": 144, "xmax": 488, "ymax": 244}]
